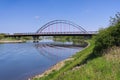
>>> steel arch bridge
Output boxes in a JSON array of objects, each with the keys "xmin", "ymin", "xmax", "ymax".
[
  {"xmin": 36, "ymin": 20, "xmax": 88, "ymax": 33},
  {"xmin": 6, "ymin": 20, "xmax": 97, "ymax": 37}
]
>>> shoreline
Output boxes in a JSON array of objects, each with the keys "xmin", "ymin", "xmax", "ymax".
[
  {"xmin": 29, "ymin": 58, "xmax": 74, "ymax": 80},
  {"xmin": 0, "ymin": 40, "xmax": 25, "ymax": 43},
  {"xmin": 29, "ymin": 41, "xmax": 90, "ymax": 80}
]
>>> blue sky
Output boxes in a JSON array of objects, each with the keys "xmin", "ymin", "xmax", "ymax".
[{"xmin": 0, "ymin": 0, "xmax": 120, "ymax": 33}]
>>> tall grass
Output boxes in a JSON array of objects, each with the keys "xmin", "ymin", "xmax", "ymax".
[{"xmin": 104, "ymin": 46, "xmax": 120, "ymax": 63}]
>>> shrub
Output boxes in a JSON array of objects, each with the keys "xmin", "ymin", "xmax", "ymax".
[{"xmin": 93, "ymin": 13, "xmax": 120, "ymax": 56}]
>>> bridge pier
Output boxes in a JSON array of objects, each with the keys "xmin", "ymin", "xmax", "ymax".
[{"xmin": 32, "ymin": 36, "xmax": 39, "ymax": 43}]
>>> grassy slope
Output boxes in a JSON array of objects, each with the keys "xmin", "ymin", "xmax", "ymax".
[
  {"xmin": 55, "ymin": 47, "xmax": 120, "ymax": 80},
  {"xmin": 33, "ymin": 40, "xmax": 95, "ymax": 80},
  {"xmin": 34, "ymin": 40, "xmax": 120, "ymax": 80}
]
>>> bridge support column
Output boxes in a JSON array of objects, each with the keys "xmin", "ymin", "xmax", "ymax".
[{"xmin": 33, "ymin": 36, "xmax": 39, "ymax": 43}]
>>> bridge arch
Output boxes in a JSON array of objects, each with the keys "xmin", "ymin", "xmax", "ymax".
[{"xmin": 36, "ymin": 20, "xmax": 87, "ymax": 33}]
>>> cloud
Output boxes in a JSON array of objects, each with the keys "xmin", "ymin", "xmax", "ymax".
[{"xmin": 34, "ymin": 16, "xmax": 40, "ymax": 20}]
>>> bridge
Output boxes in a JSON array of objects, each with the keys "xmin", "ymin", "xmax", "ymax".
[
  {"xmin": 6, "ymin": 20, "xmax": 97, "ymax": 42},
  {"xmin": 7, "ymin": 31, "xmax": 97, "ymax": 37}
]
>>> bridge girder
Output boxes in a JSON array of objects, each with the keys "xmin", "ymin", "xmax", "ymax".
[{"xmin": 36, "ymin": 20, "xmax": 88, "ymax": 33}]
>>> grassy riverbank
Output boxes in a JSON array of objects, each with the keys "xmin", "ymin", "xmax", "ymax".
[
  {"xmin": 50, "ymin": 46, "xmax": 120, "ymax": 80},
  {"xmin": 0, "ymin": 38, "xmax": 26, "ymax": 43},
  {"xmin": 0, "ymin": 34, "xmax": 31, "ymax": 43},
  {"xmin": 0, "ymin": 40, "xmax": 25, "ymax": 43},
  {"xmin": 32, "ymin": 40, "xmax": 95, "ymax": 80},
  {"xmin": 33, "ymin": 39, "xmax": 120, "ymax": 80}
]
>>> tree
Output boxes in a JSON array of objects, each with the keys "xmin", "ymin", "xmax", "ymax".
[
  {"xmin": 93, "ymin": 12, "xmax": 120, "ymax": 56},
  {"xmin": 110, "ymin": 12, "xmax": 120, "ymax": 26},
  {"xmin": 0, "ymin": 34, "xmax": 5, "ymax": 40}
]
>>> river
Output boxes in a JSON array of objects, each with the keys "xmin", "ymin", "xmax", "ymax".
[{"xmin": 0, "ymin": 40, "xmax": 83, "ymax": 80}]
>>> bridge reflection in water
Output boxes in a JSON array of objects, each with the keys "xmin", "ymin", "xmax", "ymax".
[{"xmin": 34, "ymin": 41, "xmax": 83, "ymax": 60}]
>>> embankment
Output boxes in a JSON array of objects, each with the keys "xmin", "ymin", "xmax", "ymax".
[
  {"xmin": 32, "ymin": 38, "xmax": 120, "ymax": 80},
  {"xmin": 32, "ymin": 40, "xmax": 94, "ymax": 80}
]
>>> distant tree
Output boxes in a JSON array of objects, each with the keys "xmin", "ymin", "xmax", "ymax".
[
  {"xmin": 21, "ymin": 36, "xmax": 32, "ymax": 40},
  {"xmin": 0, "ymin": 34, "xmax": 5, "ymax": 40},
  {"xmin": 110, "ymin": 12, "xmax": 120, "ymax": 26},
  {"xmin": 53, "ymin": 36, "xmax": 85, "ymax": 45}
]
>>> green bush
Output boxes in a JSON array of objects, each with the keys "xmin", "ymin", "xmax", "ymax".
[{"xmin": 93, "ymin": 13, "xmax": 120, "ymax": 56}]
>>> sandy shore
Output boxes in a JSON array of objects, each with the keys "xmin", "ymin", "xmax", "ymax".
[
  {"xmin": 0, "ymin": 40, "xmax": 25, "ymax": 43},
  {"xmin": 29, "ymin": 58, "xmax": 74, "ymax": 80}
]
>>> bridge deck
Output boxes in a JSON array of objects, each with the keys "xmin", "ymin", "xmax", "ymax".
[{"xmin": 6, "ymin": 31, "xmax": 97, "ymax": 37}]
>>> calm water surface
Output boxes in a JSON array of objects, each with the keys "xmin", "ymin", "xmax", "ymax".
[{"xmin": 0, "ymin": 40, "xmax": 83, "ymax": 80}]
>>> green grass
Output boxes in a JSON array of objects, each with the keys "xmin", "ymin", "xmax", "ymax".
[
  {"xmin": 33, "ymin": 40, "xmax": 120, "ymax": 80},
  {"xmin": 54, "ymin": 46, "xmax": 120, "ymax": 80}
]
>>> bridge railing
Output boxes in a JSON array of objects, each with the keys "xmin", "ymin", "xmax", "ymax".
[{"xmin": 13, "ymin": 31, "xmax": 98, "ymax": 35}]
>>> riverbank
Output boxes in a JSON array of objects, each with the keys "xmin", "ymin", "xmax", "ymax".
[
  {"xmin": 29, "ymin": 58, "xmax": 74, "ymax": 80},
  {"xmin": 0, "ymin": 40, "xmax": 25, "ymax": 43},
  {"xmin": 48, "ymin": 46, "xmax": 120, "ymax": 80},
  {"xmin": 31, "ymin": 40, "xmax": 93, "ymax": 80},
  {"xmin": 32, "ymin": 39, "xmax": 120, "ymax": 80}
]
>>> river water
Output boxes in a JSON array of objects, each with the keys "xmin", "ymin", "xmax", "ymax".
[{"xmin": 0, "ymin": 40, "xmax": 83, "ymax": 80}]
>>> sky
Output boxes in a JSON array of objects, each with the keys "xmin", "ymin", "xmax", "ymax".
[{"xmin": 0, "ymin": 0, "xmax": 120, "ymax": 33}]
